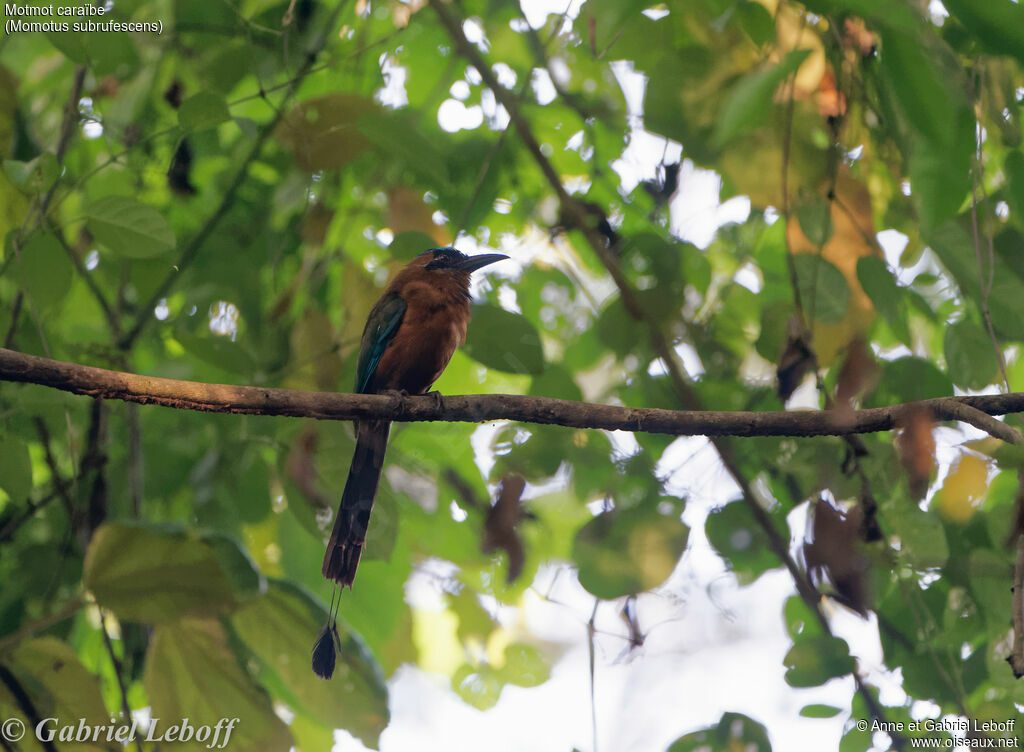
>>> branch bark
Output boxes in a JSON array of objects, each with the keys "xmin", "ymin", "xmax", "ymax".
[{"xmin": 3, "ymin": 348, "xmax": 1024, "ymax": 442}]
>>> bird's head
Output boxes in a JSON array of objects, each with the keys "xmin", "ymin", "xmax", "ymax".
[
  {"xmin": 416, "ymin": 247, "xmax": 508, "ymax": 274},
  {"xmin": 390, "ymin": 247, "xmax": 507, "ymax": 302}
]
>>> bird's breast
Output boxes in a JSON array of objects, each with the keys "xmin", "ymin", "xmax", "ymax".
[{"xmin": 372, "ymin": 299, "xmax": 469, "ymax": 394}]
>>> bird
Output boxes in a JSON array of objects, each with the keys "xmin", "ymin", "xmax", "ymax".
[{"xmin": 321, "ymin": 247, "xmax": 507, "ymax": 587}]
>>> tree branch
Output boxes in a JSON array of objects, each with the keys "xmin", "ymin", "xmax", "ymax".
[{"xmin": 3, "ymin": 348, "xmax": 1024, "ymax": 443}]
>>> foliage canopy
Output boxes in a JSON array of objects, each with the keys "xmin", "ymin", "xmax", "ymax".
[{"xmin": 2, "ymin": 0, "xmax": 1024, "ymax": 749}]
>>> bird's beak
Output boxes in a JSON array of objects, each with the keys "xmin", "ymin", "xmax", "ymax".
[{"xmin": 453, "ymin": 253, "xmax": 508, "ymax": 273}]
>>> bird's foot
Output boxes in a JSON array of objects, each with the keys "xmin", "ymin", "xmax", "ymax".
[
  {"xmin": 380, "ymin": 388, "xmax": 410, "ymax": 417},
  {"xmin": 425, "ymin": 390, "xmax": 444, "ymax": 411}
]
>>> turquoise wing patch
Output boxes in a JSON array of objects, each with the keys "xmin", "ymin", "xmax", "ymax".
[{"xmin": 355, "ymin": 292, "xmax": 406, "ymax": 393}]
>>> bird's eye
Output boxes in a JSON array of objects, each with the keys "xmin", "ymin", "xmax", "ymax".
[{"xmin": 424, "ymin": 248, "xmax": 466, "ymax": 270}]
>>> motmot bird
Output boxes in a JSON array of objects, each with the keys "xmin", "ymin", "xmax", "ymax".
[{"xmin": 321, "ymin": 247, "xmax": 507, "ymax": 587}]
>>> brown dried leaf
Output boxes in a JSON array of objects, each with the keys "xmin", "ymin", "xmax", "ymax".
[
  {"xmin": 816, "ymin": 67, "xmax": 847, "ymax": 119},
  {"xmin": 896, "ymin": 406, "xmax": 936, "ymax": 499},
  {"xmin": 481, "ymin": 474, "xmax": 526, "ymax": 583},
  {"xmin": 835, "ymin": 336, "xmax": 879, "ymax": 406},
  {"xmin": 777, "ymin": 315, "xmax": 816, "ymax": 401},
  {"xmin": 387, "ymin": 188, "xmax": 451, "ymax": 246},
  {"xmin": 843, "ymin": 18, "xmax": 877, "ymax": 59},
  {"xmin": 804, "ymin": 498, "xmax": 871, "ymax": 616},
  {"xmin": 285, "ymin": 425, "xmax": 332, "ymax": 514}
]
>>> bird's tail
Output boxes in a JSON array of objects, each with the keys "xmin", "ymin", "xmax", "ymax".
[{"xmin": 322, "ymin": 419, "xmax": 391, "ymax": 586}]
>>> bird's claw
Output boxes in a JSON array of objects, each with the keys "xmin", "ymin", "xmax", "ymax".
[
  {"xmin": 426, "ymin": 390, "xmax": 444, "ymax": 411},
  {"xmin": 381, "ymin": 389, "xmax": 409, "ymax": 417}
]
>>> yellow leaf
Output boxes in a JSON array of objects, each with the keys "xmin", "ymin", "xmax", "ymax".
[
  {"xmin": 938, "ymin": 454, "xmax": 990, "ymax": 523},
  {"xmin": 413, "ymin": 606, "xmax": 462, "ymax": 676},
  {"xmin": 788, "ymin": 172, "xmax": 881, "ymax": 365},
  {"xmin": 387, "ymin": 187, "xmax": 451, "ymax": 246}
]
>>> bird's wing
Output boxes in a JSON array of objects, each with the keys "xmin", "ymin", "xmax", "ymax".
[{"xmin": 355, "ymin": 292, "xmax": 407, "ymax": 393}]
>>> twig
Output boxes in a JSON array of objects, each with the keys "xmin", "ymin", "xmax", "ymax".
[
  {"xmin": 3, "ymin": 292, "xmax": 22, "ymax": 348},
  {"xmin": 933, "ymin": 398, "xmax": 1022, "ymax": 444},
  {"xmin": 587, "ymin": 600, "xmax": 599, "ymax": 752},
  {"xmin": 99, "ymin": 612, "xmax": 143, "ymax": 752},
  {"xmin": 126, "ymin": 404, "xmax": 143, "ymax": 517},
  {"xmin": 33, "ymin": 418, "xmax": 75, "ymax": 521},
  {"xmin": 47, "ymin": 220, "xmax": 121, "ymax": 338},
  {"xmin": 0, "ymin": 599, "xmax": 84, "ymax": 656},
  {"xmin": 0, "ymin": 484, "xmax": 70, "ymax": 544},
  {"xmin": 1012, "ymin": 533, "xmax": 1024, "ymax": 677},
  {"xmin": 35, "ymin": 66, "xmax": 86, "ymax": 221},
  {"xmin": 1010, "ymin": 473, "xmax": 1024, "ymax": 678},
  {"xmin": 967, "ymin": 67, "xmax": 1011, "ymax": 393},
  {"xmin": 0, "ymin": 664, "xmax": 59, "ymax": 752},
  {"xmin": 5, "ymin": 348, "xmax": 1024, "ymax": 442}
]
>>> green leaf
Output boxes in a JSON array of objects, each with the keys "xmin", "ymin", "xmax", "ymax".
[
  {"xmin": 12, "ymin": 638, "xmax": 110, "ymax": 729},
  {"xmin": 705, "ymin": 501, "xmax": 780, "ymax": 584},
  {"xmin": 879, "ymin": 30, "xmax": 973, "ymax": 229},
  {"xmin": 453, "ymin": 664, "xmax": 503, "ymax": 710},
  {"xmin": 83, "ymin": 521, "xmax": 257, "ymax": 622},
  {"xmin": 791, "ymin": 254, "xmax": 850, "ymax": 324},
  {"xmin": 3, "ymin": 153, "xmax": 57, "ymax": 195},
  {"xmin": 278, "ymin": 93, "xmax": 375, "ymax": 171},
  {"xmin": 736, "ymin": 1, "xmax": 775, "ymax": 47},
  {"xmin": 46, "ymin": 20, "xmax": 139, "ymax": 76},
  {"xmin": 940, "ymin": 0, "xmax": 1024, "ymax": 66},
  {"xmin": 15, "ymin": 231, "xmax": 72, "ymax": 310},
  {"xmin": 0, "ymin": 435, "xmax": 32, "ymax": 502},
  {"xmin": 231, "ymin": 580, "xmax": 389, "ymax": 749},
  {"xmin": 175, "ymin": 330, "xmax": 256, "ymax": 375},
  {"xmin": 574, "ymin": 505, "xmax": 689, "ymax": 599},
  {"xmin": 530, "ymin": 364, "xmax": 583, "ymax": 402},
  {"xmin": 667, "ymin": 712, "xmax": 772, "ymax": 752},
  {"xmin": 943, "ymin": 319, "xmax": 1000, "ymax": 390},
  {"xmin": 389, "ymin": 230, "xmax": 440, "ymax": 260},
  {"xmin": 800, "ymin": 704, "xmax": 842, "ymax": 718},
  {"xmin": 464, "ymin": 305, "xmax": 545, "ymax": 375},
  {"xmin": 795, "ymin": 198, "xmax": 834, "ymax": 248},
  {"xmin": 496, "ymin": 643, "xmax": 549, "ymax": 687},
  {"xmin": 783, "ymin": 634, "xmax": 856, "ymax": 687},
  {"xmin": 856, "ymin": 256, "xmax": 900, "ymax": 323},
  {"xmin": 86, "ymin": 196, "xmax": 176, "ymax": 258},
  {"xmin": 145, "ymin": 618, "xmax": 293, "ymax": 752},
  {"xmin": 595, "ymin": 297, "xmax": 637, "ymax": 357},
  {"xmin": 879, "ymin": 30, "xmax": 961, "ymax": 148},
  {"xmin": 178, "ymin": 91, "xmax": 231, "ymax": 132},
  {"xmin": 1004, "ymin": 151, "xmax": 1024, "ymax": 222},
  {"xmin": 712, "ymin": 48, "xmax": 811, "ymax": 149},
  {"xmin": 886, "ymin": 502, "xmax": 949, "ymax": 568},
  {"xmin": 908, "ymin": 127, "xmax": 973, "ymax": 231},
  {"xmin": 783, "ymin": 595, "xmax": 825, "ymax": 640},
  {"xmin": 358, "ymin": 110, "xmax": 449, "ymax": 184},
  {"xmin": 755, "ymin": 299, "xmax": 794, "ymax": 363},
  {"xmin": 869, "ymin": 356, "xmax": 953, "ymax": 405}
]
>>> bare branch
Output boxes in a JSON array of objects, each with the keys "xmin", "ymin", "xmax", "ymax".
[
  {"xmin": 1010, "ymin": 473, "xmax": 1024, "ymax": 678},
  {"xmin": 933, "ymin": 398, "xmax": 1022, "ymax": 444},
  {"xmin": 1012, "ymin": 533, "xmax": 1024, "ymax": 678},
  {"xmin": 4, "ymin": 348, "xmax": 1024, "ymax": 444}
]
